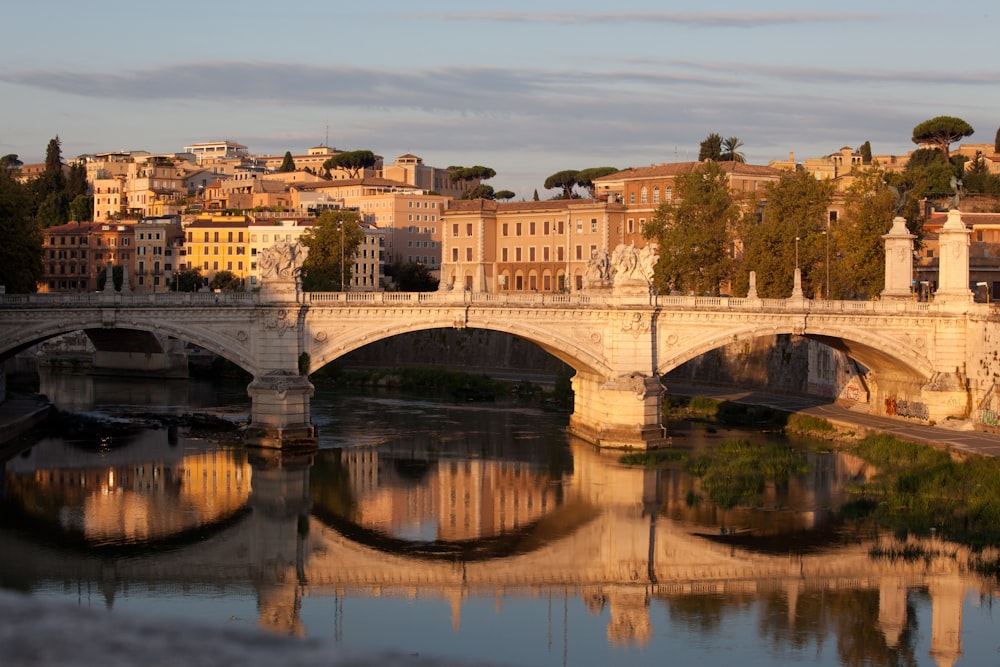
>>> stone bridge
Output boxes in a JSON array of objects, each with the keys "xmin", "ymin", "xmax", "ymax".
[{"xmin": 1, "ymin": 211, "xmax": 998, "ymax": 449}]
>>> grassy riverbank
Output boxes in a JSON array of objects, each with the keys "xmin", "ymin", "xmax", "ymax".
[{"xmin": 625, "ymin": 394, "xmax": 1000, "ymax": 577}]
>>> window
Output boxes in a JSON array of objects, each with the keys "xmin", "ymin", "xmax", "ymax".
[
  {"xmin": 465, "ymin": 247, "xmax": 472, "ymax": 261},
  {"xmin": 516, "ymin": 222, "xmax": 522, "ymax": 236},
  {"xmin": 629, "ymin": 192, "xmax": 635, "ymax": 204},
  {"xmin": 665, "ymin": 186, "xmax": 673, "ymax": 202},
  {"xmin": 543, "ymin": 246, "xmax": 550, "ymax": 261},
  {"xmin": 543, "ymin": 220, "xmax": 550, "ymax": 235},
  {"xmin": 452, "ymin": 247, "xmax": 459, "ymax": 262},
  {"xmin": 501, "ymin": 248, "xmax": 508, "ymax": 262},
  {"xmin": 466, "ymin": 223, "xmax": 473, "ymax": 237},
  {"xmin": 529, "ymin": 247, "xmax": 536, "ymax": 261},
  {"xmin": 515, "ymin": 247, "xmax": 522, "ymax": 262},
  {"xmin": 529, "ymin": 221, "xmax": 536, "ymax": 235},
  {"xmin": 452, "ymin": 223, "xmax": 459, "ymax": 237},
  {"xmin": 575, "ymin": 245, "xmax": 582, "ymax": 260},
  {"xmin": 628, "ymin": 219, "xmax": 634, "ymax": 234},
  {"xmin": 502, "ymin": 223, "xmax": 509, "ymax": 236},
  {"xmin": 653, "ymin": 186, "xmax": 660, "ymax": 204},
  {"xmin": 590, "ymin": 219, "xmax": 598, "ymax": 233},
  {"xmin": 641, "ymin": 187, "xmax": 648, "ymax": 204},
  {"xmin": 576, "ymin": 220, "xmax": 583, "ymax": 233}
]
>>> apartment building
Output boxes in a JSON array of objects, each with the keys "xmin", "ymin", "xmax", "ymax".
[
  {"xmin": 133, "ymin": 216, "xmax": 184, "ymax": 292},
  {"xmin": 915, "ymin": 210, "xmax": 1000, "ymax": 300},
  {"xmin": 39, "ymin": 222, "xmax": 98, "ymax": 292},
  {"xmin": 183, "ymin": 216, "xmax": 252, "ymax": 285},
  {"xmin": 183, "ymin": 141, "xmax": 250, "ymax": 166},
  {"xmin": 440, "ymin": 198, "xmax": 628, "ymax": 293}
]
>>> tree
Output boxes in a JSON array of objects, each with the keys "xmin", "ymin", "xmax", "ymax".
[
  {"xmin": 448, "ymin": 165, "xmax": 496, "ymax": 198},
  {"xmin": 494, "ymin": 189, "xmax": 516, "ymax": 201},
  {"xmin": 698, "ymin": 133, "xmax": 723, "ymax": 161},
  {"xmin": 175, "ymin": 267, "xmax": 204, "ymax": 292},
  {"xmin": 322, "ymin": 150, "xmax": 377, "ymax": 178},
  {"xmin": 832, "ymin": 168, "xmax": 897, "ymax": 299},
  {"xmin": 299, "ymin": 209, "xmax": 365, "ymax": 291},
  {"xmin": 209, "ymin": 270, "xmax": 242, "ymax": 291},
  {"xmin": 642, "ymin": 161, "xmax": 741, "ymax": 296},
  {"xmin": 69, "ymin": 194, "xmax": 93, "ymax": 222},
  {"xmin": 859, "ymin": 141, "xmax": 872, "ymax": 165},
  {"xmin": 0, "ymin": 167, "xmax": 42, "ymax": 292},
  {"xmin": 721, "ymin": 136, "xmax": 746, "ymax": 163},
  {"xmin": 391, "ymin": 261, "xmax": 439, "ymax": 291},
  {"xmin": 543, "ymin": 169, "xmax": 580, "ymax": 199},
  {"xmin": 738, "ymin": 170, "xmax": 834, "ymax": 298},
  {"xmin": 911, "ymin": 116, "xmax": 974, "ymax": 160},
  {"xmin": 0, "ymin": 154, "xmax": 23, "ymax": 171},
  {"xmin": 461, "ymin": 184, "xmax": 495, "ymax": 200},
  {"xmin": 995, "ymin": 126, "xmax": 1000, "ymax": 154},
  {"xmin": 278, "ymin": 151, "xmax": 296, "ymax": 173},
  {"xmin": 576, "ymin": 166, "xmax": 618, "ymax": 197}
]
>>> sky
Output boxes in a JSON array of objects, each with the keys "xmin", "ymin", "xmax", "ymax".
[{"xmin": 2, "ymin": 0, "xmax": 998, "ymax": 199}]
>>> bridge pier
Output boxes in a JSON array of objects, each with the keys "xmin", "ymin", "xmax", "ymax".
[
  {"xmin": 246, "ymin": 372, "xmax": 317, "ymax": 450},
  {"xmin": 568, "ymin": 371, "xmax": 668, "ymax": 450}
]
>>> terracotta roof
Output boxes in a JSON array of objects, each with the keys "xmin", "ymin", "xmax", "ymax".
[{"xmin": 291, "ymin": 177, "xmax": 418, "ymax": 191}]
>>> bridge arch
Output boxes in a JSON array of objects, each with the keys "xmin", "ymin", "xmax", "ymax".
[
  {"xmin": 0, "ymin": 315, "xmax": 259, "ymax": 378},
  {"xmin": 306, "ymin": 317, "xmax": 613, "ymax": 380},
  {"xmin": 656, "ymin": 322, "xmax": 935, "ymax": 381}
]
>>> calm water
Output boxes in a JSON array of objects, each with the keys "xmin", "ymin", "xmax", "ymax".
[{"xmin": 1, "ymin": 371, "xmax": 998, "ymax": 667}]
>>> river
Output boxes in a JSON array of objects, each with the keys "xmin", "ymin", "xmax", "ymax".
[{"xmin": 1, "ymin": 370, "xmax": 998, "ymax": 667}]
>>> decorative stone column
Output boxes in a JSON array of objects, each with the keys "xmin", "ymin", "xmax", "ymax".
[
  {"xmin": 882, "ymin": 216, "xmax": 915, "ymax": 300},
  {"xmin": 934, "ymin": 209, "xmax": 972, "ymax": 303}
]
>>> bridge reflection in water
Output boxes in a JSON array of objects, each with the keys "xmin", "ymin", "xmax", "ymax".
[{"xmin": 2, "ymin": 405, "xmax": 997, "ymax": 667}]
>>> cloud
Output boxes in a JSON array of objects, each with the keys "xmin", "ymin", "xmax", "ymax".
[{"xmin": 429, "ymin": 11, "xmax": 886, "ymax": 28}]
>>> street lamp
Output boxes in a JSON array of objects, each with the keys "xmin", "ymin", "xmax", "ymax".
[
  {"xmin": 794, "ymin": 236, "xmax": 800, "ymax": 272},
  {"xmin": 823, "ymin": 228, "xmax": 830, "ymax": 300},
  {"xmin": 339, "ymin": 221, "xmax": 345, "ymax": 293}
]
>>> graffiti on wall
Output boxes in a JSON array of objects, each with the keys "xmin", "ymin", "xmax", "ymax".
[{"xmin": 884, "ymin": 397, "xmax": 929, "ymax": 420}]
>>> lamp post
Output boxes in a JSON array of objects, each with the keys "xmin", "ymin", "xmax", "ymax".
[
  {"xmin": 823, "ymin": 227, "xmax": 830, "ymax": 300},
  {"xmin": 340, "ymin": 221, "xmax": 345, "ymax": 292},
  {"xmin": 794, "ymin": 236, "xmax": 800, "ymax": 272}
]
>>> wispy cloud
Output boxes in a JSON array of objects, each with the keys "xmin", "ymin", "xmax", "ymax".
[{"xmin": 429, "ymin": 12, "xmax": 887, "ymax": 28}]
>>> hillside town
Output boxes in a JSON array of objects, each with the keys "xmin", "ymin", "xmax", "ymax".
[{"xmin": 7, "ymin": 130, "xmax": 1000, "ymax": 298}]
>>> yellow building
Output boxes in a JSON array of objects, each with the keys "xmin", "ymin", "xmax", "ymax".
[{"xmin": 183, "ymin": 215, "xmax": 252, "ymax": 285}]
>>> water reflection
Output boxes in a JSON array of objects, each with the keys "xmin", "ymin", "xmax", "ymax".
[{"xmin": 1, "ymin": 374, "xmax": 997, "ymax": 666}]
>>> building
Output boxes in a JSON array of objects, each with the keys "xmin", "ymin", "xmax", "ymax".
[
  {"xmin": 183, "ymin": 141, "xmax": 250, "ymax": 166},
  {"xmin": 133, "ymin": 216, "xmax": 185, "ymax": 292},
  {"xmin": 440, "ymin": 198, "xmax": 628, "ymax": 293},
  {"xmin": 247, "ymin": 217, "xmax": 314, "ymax": 288},
  {"xmin": 915, "ymin": 210, "xmax": 1000, "ymax": 301},
  {"xmin": 182, "ymin": 215, "xmax": 252, "ymax": 286},
  {"xmin": 39, "ymin": 222, "xmax": 98, "ymax": 292}
]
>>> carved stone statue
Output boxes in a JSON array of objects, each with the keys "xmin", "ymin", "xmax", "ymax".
[
  {"xmin": 259, "ymin": 240, "xmax": 306, "ymax": 282},
  {"xmin": 584, "ymin": 249, "xmax": 611, "ymax": 288},
  {"xmin": 610, "ymin": 242, "xmax": 659, "ymax": 295}
]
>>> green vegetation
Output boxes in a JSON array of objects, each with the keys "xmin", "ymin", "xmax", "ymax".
[
  {"xmin": 686, "ymin": 439, "xmax": 809, "ymax": 509},
  {"xmin": 841, "ymin": 435, "xmax": 1000, "ymax": 551},
  {"xmin": 785, "ymin": 413, "xmax": 835, "ymax": 434}
]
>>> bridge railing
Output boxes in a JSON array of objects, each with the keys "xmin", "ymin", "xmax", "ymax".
[{"xmin": 0, "ymin": 290, "xmax": 978, "ymax": 315}]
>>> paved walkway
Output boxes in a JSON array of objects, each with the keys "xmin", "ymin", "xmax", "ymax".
[{"xmin": 667, "ymin": 383, "xmax": 1000, "ymax": 458}]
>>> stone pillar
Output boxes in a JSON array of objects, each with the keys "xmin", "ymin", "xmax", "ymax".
[
  {"xmin": 246, "ymin": 371, "xmax": 316, "ymax": 449},
  {"xmin": 882, "ymin": 216, "xmax": 915, "ymax": 300},
  {"xmin": 102, "ymin": 262, "xmax": 116, "ymax": 294},
  {"xmin": 568, "ymin": 371, "xmax": 667, "ymax": 449},
  {"xmin": 934, "ymin": 209, "xmax": 972, "ymax": 303}
]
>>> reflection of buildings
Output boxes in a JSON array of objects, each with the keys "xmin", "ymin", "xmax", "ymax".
[
  {"xmin": 5, "ymin": 432, "xmax": 250, "ymax": 544},
  {"xmin": 3, "ymin": 436, "xmax": 996, "ymax": 666},
  {"xmin": 339, "ymin": 446, "xmax": 559, "ymax": 541}
]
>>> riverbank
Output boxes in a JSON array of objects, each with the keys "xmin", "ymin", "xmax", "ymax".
[
  {"xmin": 666, "ymin": 382, "xmax": 1000, "ymax": 458},
  {"xmin": 0, "ymin": 395, "xmax": 52, "ymax": 450}
]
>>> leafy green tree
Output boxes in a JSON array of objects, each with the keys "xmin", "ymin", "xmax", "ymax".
[
  {"xmin": 391, "ymin": 261, "xmax": 439, "ymax": 291},
  {"xmin": 69, "ymin": 194, "xmax": 93, "ymax": 222},
  {"xmin": 35, "ymin": 191, "xmax": 71, "ymax": 228},
  {"xmin": 67, "ymin": 163, "xmax": 88, "ymax": 199},
  {"xmin": 175, "ymin": 267, "xmax": 204, "ymax": 292},
  {"xmin": 642, "ymin": 161, "xmax": 741, "ymax": 296},
  {"xmin": 278, "ymin": 151, "xmax": 296, "ymax": 173},
  {"xmin": 322, "ymin": 150, "xmax": 377, "ymax": 178},
  {"xmin": 963, "ymin": 152, "xmax": 1000, "ymax": 194},
  {"xmin": 209, "ymin": 269, "xmax": 242, "ymax": 291},
  {"xmin": 461, "ymin": 184, "xmax": 495, "ymax": 200},
  {"xmin": 739, "ymin": 170, "xmax": 834, "ymax": 298},
  {"xmin": 494, "ymin": 189, "xmax": 516, "ymax": 201},
  {"xmin": 995, "ymin": 126, "xmax": 1000, "ymax": 154},
  {"xmin": 858, "ymin": 141, "xmax": 872, "ymax": 165},
  {"xmin": 576, "ymin": 166, "xmax": 618, "ymax": 197},
  {"xmin": 911, "ymin": 116, "xmax": 974, "ymax": 160},
  {"xmin": 832, "ymin": 168, "xmax": 896, "ymax": 299},
  {"xmin": 300, "ymin": 209, "xmax": 365, "ymax": 291},
  {"xmin": 721, "ymin": 136, "xmax": 746, "ymax": 163},
  {"xmin": 449, "ymin": 165, "xmax": 496, "ymax": 184},
  {"xmin": 1, "ymin": 154, "xmax": 23, "ymax": 171},
  {"xmin": 532, "ymin": 189, "xmax": 540, "ymax": 201},
  {"xmin": 698, "ymin": 133, "xmax": 722, "ymax": 161},
  {"xmin": 0, "ymin": 167, "xmax": 43, "ymax": 292},
  {"xmin": 544, "ymin": 169, "xmax": 580, "ymax": 199}
]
